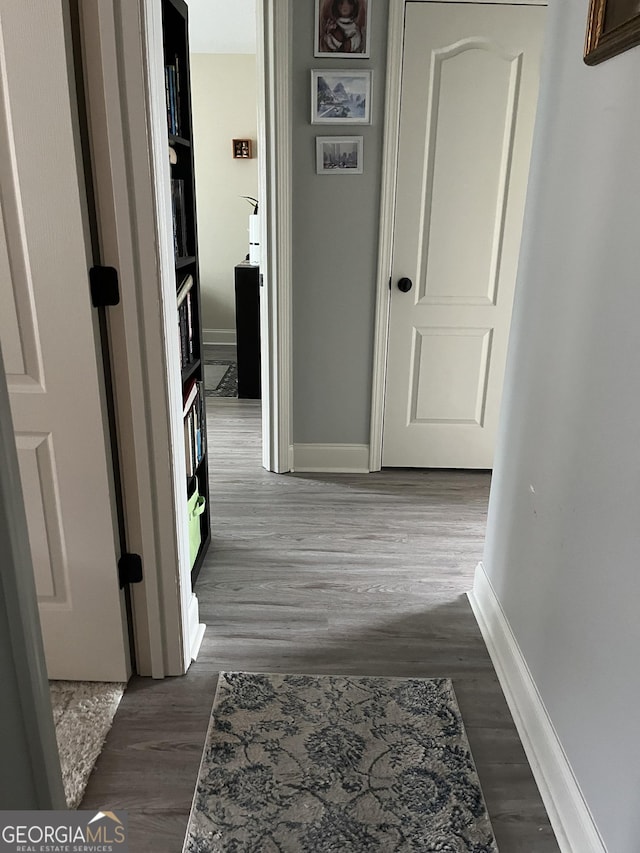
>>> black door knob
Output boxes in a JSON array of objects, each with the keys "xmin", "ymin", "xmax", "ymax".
[{"xmin": 398, "ymin": 277, "xmax": 413, "ymax": 293}]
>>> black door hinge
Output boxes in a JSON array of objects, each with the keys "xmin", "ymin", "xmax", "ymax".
[
  {"xmin": 118, "ymin": 553, "xmax": 143, "ymax": 588},
  {"xmin": 90, "ymin": 266, "xmax": 120, "ymax": 307}
]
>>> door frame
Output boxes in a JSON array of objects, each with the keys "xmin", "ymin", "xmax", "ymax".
[
  {"xmin": 78, "ymin": 0, "xmax": 197, "ymax": 677},
  {"xmin": 368, "ymin": 0, "xmax": 547, "ymax": 472},
  {"xmin": 257, "ymin": 0, "xmax": 293, "ymax": 474},
  {"xmin": 76, "ymin": 0, "xmax": 292, "ymax": 674}
]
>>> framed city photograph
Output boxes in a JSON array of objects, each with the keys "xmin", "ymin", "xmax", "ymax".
[
  {"xmin": 584, "ymin": 0, "xmax": 640, "ymax": 64},
  {"xmin": 311, "ymin": 70, "xmax": 372, "ymax": 125},
  {"xmin": 316, "ymin": 136, "xmax": 364, "ymax": 175},
  {"xmin": 315, "ymin": 0, "xmax": 370, "ymax": 58}
]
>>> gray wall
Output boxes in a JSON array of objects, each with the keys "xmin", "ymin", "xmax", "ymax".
[
  {"xmin": 483, "ymin": 1, "xmax": 640, "ymax": 850},
  {"xmin": 292, "ymin": 0, "xmax": 389, "ymax": 444}
]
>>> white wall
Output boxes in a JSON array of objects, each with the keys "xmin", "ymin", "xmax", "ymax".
[
  {"xmin": 188, "ymin": 0, "xmax": 256, "ymax": 54},
  {"xmin": 483, "ymin": 1, "xmax": 640, "ymax": 850},
  {"xmin": 191, "ymin": 54, "xmax": 258, "ymax": 337}
]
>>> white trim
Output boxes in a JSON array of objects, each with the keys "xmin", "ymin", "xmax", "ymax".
[
  {"xmin": 291, "ymin": 444, "xmax": 370, "ymax": 474},
  {"xmin": 257, "ymin": 0, "xmax": 292, "ymax": 474},
  {"xmin": 202, "ymin": 328, "xmax": 237, "ymax": 346},
  {"xmin": 187, "ymin": 593, "xmax": 206, "ymax": 661},
  {"xmin": 369, "ymin": 0, "xmax": 405, "ymax": 472},
  {"xmin": 79, "ymin": 0, "xmax": 188, "ymax": 676},
  {"xmin": 468, "ymin": 562, "xmax": 607, "ymax": 853},
  {"xmin": 370, "ymin": 0, "xmax": 549, "ymax": 472},
  {"xmin": 139, "ymin": 0, "xmax": 197, "ymax": 675}
]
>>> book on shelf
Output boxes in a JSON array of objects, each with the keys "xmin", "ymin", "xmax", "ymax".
[
  {"xmin": 178, "ymin": 292, "xmax": 195, "ymax": 368},
  {"xmin": 164, "ymin": 57, "xmax": 181, "ymax": 136},
  {"xmin": 177, "ymin": 276, "xmax": 195, "ymax": 368},
  {"xmin": 171, "ymin": 178, "xmax": 188, "ymax": 259},
  {"xmin": 183, "ymin": 409, "xmax": 192, "ymax": 478},
  {"xmin": 196, "ymin": 380, "xmax": 205, "ymax": 465},
  {"xmin": 177, "ymin": 273, "xmax": 194, "ymax": 306},
  {"xmin": 175, "ymin": 55, "xmax": 181, "ymax": 131},
  {"xmin": 183, "ymin": 376, "xmax": 198, "ymax": 416},
  {"xmin": 182, "ymin": 380, "xmax": 205, "ymax": 480},
  {"xmin": 186, "ymin": 289, "xmax": 194, "ymax": 360}
]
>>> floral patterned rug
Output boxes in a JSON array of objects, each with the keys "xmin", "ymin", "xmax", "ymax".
[
  {"xmin": 203, "ymin": 359, "xmax": 238, "ymax": 398},
  {"xmin": 184, "ymin": 672, "xmax": 498, "ymax": 852}
]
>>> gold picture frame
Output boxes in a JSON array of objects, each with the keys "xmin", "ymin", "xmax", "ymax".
[{"xmin": 584, "ymin": 0, "xmax": 640, "ymax": 65}]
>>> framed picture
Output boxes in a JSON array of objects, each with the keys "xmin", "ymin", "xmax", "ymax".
[
  {"xmin": 315, "ymin": 0, "xmax": 370, "ymax": 58},
  {"xmin": 232, "ymin": 139, "xmax": 252, "ymax": 159},
  {"xmin": 316, "ymin": 136, "xmax": 363, "ymax": 174},
  {"xmin": 584, "ymin": 0, "xmax": 640, "ymax": 64},
  {"xmin": 311, "ymin": 70, "xmax": 372, "ymax": 125}
]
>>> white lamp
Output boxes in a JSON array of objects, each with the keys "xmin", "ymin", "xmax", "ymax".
[{"xmin": 243, "ymin": 196, "xmax": 260, "ymax": 266}]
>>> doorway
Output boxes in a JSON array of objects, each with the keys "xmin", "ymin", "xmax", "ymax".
[
  {"xmin": 188, "ymin": 2, "xmax": 261, "ymax": 414},
  {"xmin": 184, "ymin": 0, "xmax": 292, "ymax": 476}
]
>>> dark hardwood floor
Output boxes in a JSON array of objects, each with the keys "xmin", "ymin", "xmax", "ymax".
[{"xmin": 82, "ymin": 400, "xmax": 559, "ymax": 852}]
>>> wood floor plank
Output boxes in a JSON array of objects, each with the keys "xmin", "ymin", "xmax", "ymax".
[{"xmin": 81, "ymin": 399, "xmax": 560, "ymax": 852}]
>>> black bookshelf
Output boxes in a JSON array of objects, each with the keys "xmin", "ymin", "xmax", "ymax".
[
  {"xmin": 182, "ymin": 357, "xmax": 201, "ymax": 385},
  {"xmin": 162, "ymin": 0, "xmax": 210, "ymax": 587}
]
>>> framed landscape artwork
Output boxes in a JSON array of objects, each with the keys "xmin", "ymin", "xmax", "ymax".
[
  {"xmin": 584, "ymin": 0, "xmax": 640, "ymax": 64},
  {"xmin": 315, "ymin": 0, "xmax": 370, "ymax": 58},
  {"xmin": 311, "ymin": 70, "xmax": 372, "ymax": 124}
]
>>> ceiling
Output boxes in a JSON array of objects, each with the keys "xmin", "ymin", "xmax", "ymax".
[{"xmin": 187, "ymin": 0, "xmax": 257, "ymax": 54}]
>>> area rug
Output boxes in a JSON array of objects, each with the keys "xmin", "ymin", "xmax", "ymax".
[
  {"xmin": 184, "ymin": 672, "xmax": 498, "ymax": 852},
  {"xmin": 49, "ymin": 681, "xmax": 126, "ymax": 809},
  {"xmin": 203, "ymin": 360, "xmax": 238, "ymax": 398}
]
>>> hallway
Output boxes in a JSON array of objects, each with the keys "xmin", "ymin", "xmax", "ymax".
[{"xmin": 83, "ymin": 400, "xmax": 559, "ymax": 851}]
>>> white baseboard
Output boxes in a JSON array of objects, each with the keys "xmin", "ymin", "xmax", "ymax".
[
  {"xmin": 187, "ymin": 593, "xmax": 206, "ymax": 662},
  {"xmin": 468, "ymin": 562, "xmax": 607, "ymax": 853},
  {"xmin": 202, "ymin": 328, "xmax": 237, "ymax": 346},
  {"xmin": 291, "ymin": 443, "xmax": 370, "ymax": 473}
]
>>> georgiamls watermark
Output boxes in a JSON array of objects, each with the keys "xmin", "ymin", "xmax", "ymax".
[{"xmin": 0, "ymin": 812, "xmax": 127, "ymax": 853}]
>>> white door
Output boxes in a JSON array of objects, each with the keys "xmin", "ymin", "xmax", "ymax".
[
  {"xmin": 382, "ymin": 2, "xmax": 545, "ymax": 468},
  {"xmin": 0, "ymin": 1, "xmax": 130, "ymax": 681}
]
